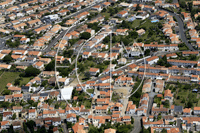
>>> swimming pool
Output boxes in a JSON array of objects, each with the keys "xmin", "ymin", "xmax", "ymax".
[{"xmin": 151, "ymin": 19, "xmax": 159, "ymax": 23}]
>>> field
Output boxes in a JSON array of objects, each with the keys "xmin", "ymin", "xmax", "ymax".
[{"xmin": 0, "ymin": 72, "xmax": 20, "ymax": 93}]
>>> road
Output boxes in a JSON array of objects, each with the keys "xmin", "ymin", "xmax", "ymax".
[
  {"xmin": 131, "ymin": 117, "xmax": 142, "ymax": 133},
  {"xmin": 159, "ymin": 8, "xmax": 195, "ymax": 51},
  {"xmin": 62, "ymin": 123, "xmax": 69, "ymax": 133},
  {"xmin": 42, "ymin": 0, "xmax": 106, "ymax": 53},
  {"xmin": 63, "ymin": 0, "xmax": 105, "ymax": 20},
  {"xmin": 0, "ymin": 38, "xmax": 6, "ymax": 49}
]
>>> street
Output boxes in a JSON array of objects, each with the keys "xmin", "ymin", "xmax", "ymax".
[
  {"xmin": 159, "ymin": 8, "xmax": 195, "ymax": 51},
  {"xmin": 131, "ymin": 117, "xmax": 142, "ymax": 133}
]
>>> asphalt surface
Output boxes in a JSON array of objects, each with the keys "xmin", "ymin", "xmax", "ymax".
[
  {"xmin": 131, "ymin": 117, "xmax": 142, "ymax": 133},
  {"xmin": 159, "ymin": 8, "xmax": 195, "ymax": 51}
]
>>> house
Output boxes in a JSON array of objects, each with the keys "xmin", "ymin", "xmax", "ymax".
[
  {"xmin": 91, "ymin": 5, "xmax": 102, "ymax": 12},
  {"xmin": 89, "ymin": 68, "xmax": 100, "ymax": 76},
  {"xmin": 12, "ymin": 121, "xmax": 21, "ymax": 130},
  {"xmin": 3, "ymin": 112, "xmax": 12, "ymax": 121},
  {"xmin": 13, "ymin": 106, "xmax": 22, "ymax": 113},
  {"xmin": 20, "ymin": 38, "xmax": 30, "ymax": 44},
  {"xmin": 174, "ymin": 106, "xmax": 183, "ymax": 115},
  {"xmin": 183, "ymin": 108, "xmax": 192, "ymax": 116},
  {"xmin": 95, "ymin": 105, "xmax": 108, "ymax": 115},
  {"xmin": 145, "ymin": 56, "xmax": 159, "ymax": 65},
  {"xmin": 52, "ymin": 117, "xmax": 61, "ymax": 127},
  {"xmin": 116, "ymin": 29, "xmax": 129, "ymax": 35},
  {"xmin": 73, "ymin": 5, "xmax": 81, "ymax": 10},
  {"xmin": 102, "ymin": 2, "xmax": 111, "ymax": 7},
  {"xmin": 126, "ymin": 101, "xmax": 136, "ymax": 114},
  {"xmin": 28, "ymin": 51, "xmax": 42, "ymax": 57},
  {"xmin": 8, "ymin": 87, "xmax": 21, "ymax": 94},
  {"xmin": 82, "ymin": 52, "xmax": 91, "ymax": 58},
  {"xmin": 104, "ymin": 128, "xmax": 116, "ymax": 133},
  {"xmin": 66, "ymin": 113, "xmax": 77, "ymax": 123},
  {"xmin": 167, "ymin": 59, "xmax": 198, "ymax": 68},
  {"xmin": 1, "ymin": 121, "xmax": 11, "ymax": 129},
  {"xmin": 164, "ymin": 89, "xmax": 173, "ymax": 100},
  {"xmin": 13, "ymin": 94, "xmax": 23, "ymax": 101},
  {"xmin": 137, "ymin": 29, "xmax": 146, "ymax": 36},
  {"xmin": 127, "ymin": 64, "xmax": 138, "ymax": 71},
  {"xmin": 182, "ymin": 51, "xmax": 199, "ymax": 56},
  {"xmin": 33, "ymin": 61, "xmax": 44, "ymax": 70},
  {"xmin": 194, "ymin": 107, "xmax": 200, "ymax": 115},
  {"xmin": 117, "ymin": 10, "xmax": 128, "ymax": 18},
  {"xmin": 135, "ymin": 11, "xmax": 149, "ymax": 20},
  {"xmin": 43, "ymin": 110, "xmax": 58, "ymax": 118},
  {"xmin": 152, "ymin": 105, "xmax": 169, "ymax": 115}
]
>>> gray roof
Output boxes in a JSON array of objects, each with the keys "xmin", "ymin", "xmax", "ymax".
[
  {"xmin": 0, "ymin": 96, "xmax": 5, "ymax": 99},
  {"xmin": 40, "ymin": 93, "xmax": 48, "ymax": 97},
  {"xmin": 174, "ymin": 106, "xmax": 183, "ymax": 112}
]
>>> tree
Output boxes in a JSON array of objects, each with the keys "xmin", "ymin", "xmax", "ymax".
[
  {"xmin": 144, "ymin": 49, "xmax": 150, "ymax": 56},
  {"xmin": 80, "ymin": 32, "xmax": 91, "ymax": 39},
  {"xmin": 63, "ymin": 50, "xmax": 73, "ymax": 58},
  {"xmin": 12, "ymin": 113, "xmax": 16, "ymax": 120},
  {"xmin": 161, "ymin": 129, "xmax": 167, "ymax": 133},
  {"xmin": 163, "ymin": 100, "xmax": 170, "ymax": 108},
  {"xmin": 14, "ymin": 78, "xmax": 20, "ymax": 86},
  {"xmin": 25, "ymin": 66, "xmax": 40, "ymax": 77},
  {"xmin": 41, "ymin": 80, "xmax": 48, "ymax": 87},
  {"xmin": 135, "ymin": 4, "xmax": 141, "ymax": 11},
  {"xmin": 2, "ymin": 90, "xmax": 10, "ymax": 95},
  {"xmin": 66, "ymin": 122, "xmax": 72, "ymax": 128},
  {"xmin": 179, "ymin": 0, "xmax": 186, "ymax": 8},
  {"xmin": 131, "ymin": 117, "xmax": 134, "ymax": 124},
  {"xmin": 186, "ymin": 100, "xmax": 193, "ymax": 108},
  {"xmin": 3, "ymin": 54, "xmax": 13, "ymax": 63},
  {"xmin": 28, "ymin": 100, "xmax": 34, "ymax": 105},
  {"xmin": 84, "ymin": 72, "xmax": 91, "ymax": 80},
  {"xmin": 45, "ymin": 60, "xmax": 55, "ymax": 71}
]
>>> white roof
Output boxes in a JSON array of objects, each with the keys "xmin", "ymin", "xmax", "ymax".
[{"xmin": 59, "ymin": 86, "xmax": 73, "ymax": 100}]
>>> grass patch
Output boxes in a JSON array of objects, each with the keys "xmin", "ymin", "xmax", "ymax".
[
  {"xmin": 131, "ymin": 19, "xmax": 143, "ymax": 28},
  {"xmin": 19, "ymin": 77, "xmax": 31, "ymax": 87},
  {"xmin": 0, "ymin": 72, "xmax": 20, "ymax": 93},
  {"xmin": 87, "ymin": 89, "xmax": 94, "ymax": 93}
]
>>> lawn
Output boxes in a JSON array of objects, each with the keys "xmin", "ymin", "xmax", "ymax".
[
  {"xmin": 131, "ymin": 19, "xmax": 143, "ymax": 28},
  {"xmin": 0, "ymin": 72, "xmax": 20, "ymax": 93},
  {"xmin": 19, "ymin": 77, "xmax": 31, "ymax": 87}
]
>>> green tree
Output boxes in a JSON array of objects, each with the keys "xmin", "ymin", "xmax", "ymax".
[
  {"xmin": 12, "ymin": 113, "xmax": 16, "ymax": 120},
  {"xmin": 2, "ymin": 90, "xmax": 11, "ymax": 95},
  {"xmin": 135, "ymin": 4, "xmax": 141, "ymax": 11},
  {"xmin": 3, "ymin": 54, "xmax": 13, "ymax": 63},
  {"xmin": 14, "ymin": 78, "xmax": 20, "ymax": 86},
  {"xmin": 63, "ymin": 50, "xmax": 73, "ymax": 58},
  {"xmin": 25, "ymin": 66, "xmax": 40, "ymax": 77},
  {"xmin": 28, "ymin": 100, "xmax": 34, "ymax": 105},
  {"xmin": 80, "ymin": 32, "xmax": 91, "ymax": 39},
  {"xmin": 45, "ymin": 60, "xmax": 55, "ymax": 71},
  {"xmin": 179, "ymin": 0, "xmax": 186, "ymax": 8},
  {"xmin": 144, "ymin": 49, "xmax": 150, "ymax": 56},
  {"xmin": 41, "ymin": 80, "xmax": 48, "ymax": 87}
]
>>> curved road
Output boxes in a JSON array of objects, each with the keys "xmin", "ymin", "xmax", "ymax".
[{"xmin": 159, "ymin": 8, "xmax": 195, "ymax": 51}]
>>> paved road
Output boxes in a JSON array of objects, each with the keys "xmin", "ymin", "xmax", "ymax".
[
  {"xmin": 176, "ymin": 118, "xmax": 182, "ymax": 132},
  {"xmin": 159, "ymin": 8, "xmax": 195, "ymax": 51},
  {"xmin": 62, "ymin": 123, "xmax": 69, "ymax": 133},
  {"xmin": 131, "ymin": 117, "xmax": 141, "ymax": 133},
  {"xmin": 0, "ymin": 38, "xmax": 6, "ymax": 49}
]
